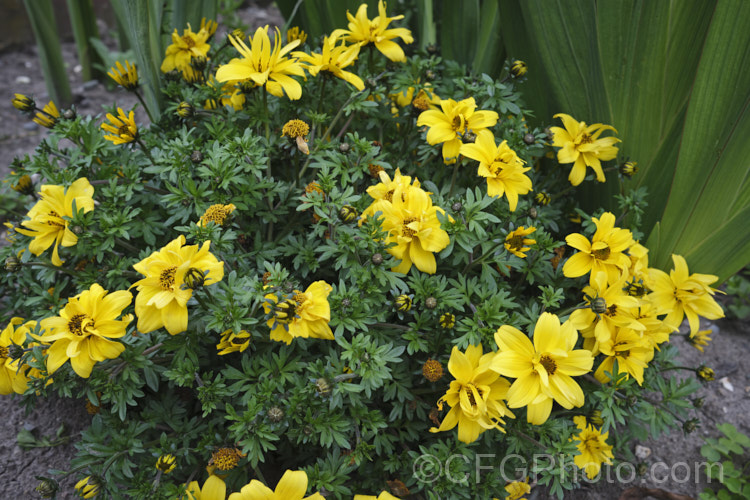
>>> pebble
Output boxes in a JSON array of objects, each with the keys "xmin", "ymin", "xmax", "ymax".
[
  {"xmin": 719, "ymin": 377, "xmax": 734, "ymax": 392},
  {"xmin": 635, "ymin": 445, "xmax": 651, "ymax": 460},
  {"xmin": 15, "ymin": 75, "xmax": 31, "ymax": 84},
  {"xmin": 23, "ymin": 122, "xmax": 38, "ymax": 131},
  {"xmin": 82, "ymin": 80, "xmax": 98, "ymax": 90},
  {"xmin": 74, "ymin": 64, "xmax": 82, "ymax": 73}
]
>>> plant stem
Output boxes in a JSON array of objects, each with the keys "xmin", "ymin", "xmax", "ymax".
[
  {"xmin": 115, "ymin": 237, "xmax": 140, "ymax": 254},
  {"xmin": 448, "ymin": 161, "xmax": 460, "ymax": 197}
]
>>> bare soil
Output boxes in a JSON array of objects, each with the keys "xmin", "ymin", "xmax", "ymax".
[{"xmin": 1, "ymin": 3, "xmax": 749, "ymax": 500}]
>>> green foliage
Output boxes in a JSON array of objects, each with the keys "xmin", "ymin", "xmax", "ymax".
[
  {"xmin": 724, "ymin": 268, "xmax": 750, "ymax": 320},
  {"xmin": 699, "ymin": 423, "xmax": 750, "ymax": 499}
]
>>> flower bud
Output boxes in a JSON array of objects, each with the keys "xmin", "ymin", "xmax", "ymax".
[
  {"xmin": 267, "ymin": 405, "xmax": 285, "ymax": 422},
  {"xmin": 339, "ymin": 205, "xmax": 358, "ymax": 223},
  {"xmin": 7, "ymin": 343, "xmax": 24, "ymax": 360},
  {"xmin": 692, "ymin": 397, "xmax": 705, "ymax": 409},
  {"xmin": 155, "ymin": 453, "xmax": 177, "ymax": 474},
  {"xmin": 183, "ymin": 268, "xmax": 206, "ymax": 289},
  {"xmin": 11, "ymin": 174, "xmax": 34, "ymax": 196},
  {"xmin": 523, "ymin": 133, "xmax": 535, "ymax": 144},
  {"xmin": 589, "ymin": 410, "xmax": 603, "ymax": 426},
  {"xmin": 697, "ymin": 365, "xmax": 715, "ymax": 381},
  {"xmin": 34, "ymin": 478, "xmax": 59, "ymax": 498},
  {"xmin": 230, "ymin": 28, "xmax": 246, "ymax": 41},
  {"xmin": 5, "ymin": 256, "xmax": 21, "ymax": 272},
  {"xmin": 511, "ymin": 60, "xmax": 528, "ymax": 78},
  {"xmin": 191, "ymin": 150, "xmax": 203, "ymax": 163},
  {"xmin": 591, "ymin": 297, "xmax": 608, "ymax": 315},
  {"xmin": 425, "ymin": 297, "xmax": 437, "ymax": 310},
  {"xmin": 371, "ymin": 253, "xmax": 383, "ymax": 265},
  {"xmin": 273, "ymin": 299, "xmax": 296, "ymax": 323},
  {"xmin": 12, "ymin": 93, "xmax": 35, "ymax": 112},
  {"xmin": 528, "ymin": 207, "xmax": 538, "ymax": 219},
  {"xmin": 339, "ymin": 142, "xmax": 350, "ymax": 153},
  {"xmin": 451, "ymin": 202, "xmax": 463, "ymax": 212},
  {"xmin": 315, "ymin": 377, "xmax": 332, "ymax": 395},
  {"xmin": 426, "ymin": 44, "xmax": 439, "ymax": 55},
  {"xmin": 439, "ymin": 312, "xmax": 455, "ymax": 329},
  {"xmin": 395, "ymin": 294, "xmax": 412, "ymax": 312},
  {"xmin": 177, "ymin": 102, "xmax": 195, "ymax": 119},
  {"xmin": 683, "ymin": 418, "xmax": 700, "ymax": 434},
  {"xmin": 191, "ymin": 56, "xmax": 208, "ymax": 72},
  {"xmin": 534, "ymin": 191, "xmax": 551, "ymax": 206},
  {"xmin": 619, "ymin": 161, "xmax": 638, "ymax": 177}
]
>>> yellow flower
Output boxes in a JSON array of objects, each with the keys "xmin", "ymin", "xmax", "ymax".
[
  {"xmin": 263, "ymin": 281, "xmax": 334, "ymax": 344},
  {"xmin": 11, "ymin": 173, "xmax": 34, "ymax": 195},
  {"xmin": 227, "ymin": 469, "xmax": 325, "ymax": 500},
  {"xmin": 422, "ymin": 358, "xmax": 444, "ymax": 382},
  {"xmin": 505, "ymin": 479, "xmax": 531, "ymax": 500},
  {"xmin": 35, "ymin": 284, "xmax": 132, "ymax": 378},
  {"xmin": 689, "ymin": 329, "xmax": 712, "ymax": 352},
  {"xmin": 161, "ymin": 24, "xmax": 211, "ymax": 80},
  {"xmin": 293, "ymin": 34, "xmax": 364, "ymax": 90},
  {"xmin": 417, "ymin": 98, "xmax": 499, "ymax": 164},
  {"xmin": 330, "ymin": 0, "xmax": 413, "ymax": 62},
  {"xmin": 361, "ymin": 168, "xmax": 422, "ymax": 222},
  {"xmin": 210, "ymin": 447, "xmax": 245, "ymax": 472},
  {"xmin": 647, "ymin": 254, "xmax": 724, "ymax": 335},
  {"xmin": 391, "ymin": 84, "xmax": 439, "ymax": 109},
  {"xmin": 572, "ymin": 415, "xmax": 613, "ymax": 479},
  {"xmin": 101, "ymin": 107, "xmax": 138, "ymax": 144},
  {"xmin": 1, "ymin": 318, "xmax": 38, "ymax": 395},
  {"xmin": 216, "ymin": 26, "xmax": 305, "ymax": 100},
  {"xmin": 430, "ymin": 344, "xmax": 514, "ymax": 443},
  {"xmin": 461, "ymin": 131, "xmax": 532, "ymax": 210},
  {"xmin": 132, "ymin": 235, "xmax": 224, "ymax": 335},
  {"xmin": 550, "ymin": 113, "xmax": 620, "ymax": 186},
  {"xmin": 378, "ymin": 186, "xmax": 450, "ymax": 274},
  {"xmin": 287, "ymin": 26, "xmax": 307, "ymax": 45},
  {"xmin": 155, "ymin": 453, "xmax": 177, "ymax": 474},
  {"xmin": 15, "ymin": 178, "xmax": 95, "ymax": 266},
  {"xmin": 354, "ymin": 493, "xmax": 401, "ymax": 500},
  {"xmin": 33, "ymin": 100, "xmax": 59, "ymax": 128},
  {"xmin": 199, "ymin": 203, "xmax": 236, "ymax": 226},
  {"xmin": 216, "ymin": 329, "xmax": 251, "ymax": 355},
  {"xmin": 492, "ymin": 313, "xmax": 593, "ymax": 425},
  {"xmin": 282, "ymin": 119, "xmax": 310, "ymax": 139},
  {"xmin": 75, "ymin": 476, "xmax": 101, "ymax": 498},
  {"xmin": 108, "ymin": 60, "xmax": 138, "ymax": 90},
  {"xmin": 697, "ymin": 365, "xmax": 715, "ymax": 381},
  {"xmin": 12, "ymin": 93, "xmax": 35, "ymax": 112},
  {"xmin": 562, "ymin": 212, "xmax": 633, "ymax": 283},
  {"xmin": 594, "ymin": 327, "xmax": 652, "ymax": 385},
  {"xmin": 505, "ymin": 226, "xmax": 536, "ymax": 258},
  {"xmin": 185, "ymin": 475, "xmax": 226, "ymax": 500},
  {"xmin": 200, "ymin": 17, "xmax": 218, "ymax": 38}
]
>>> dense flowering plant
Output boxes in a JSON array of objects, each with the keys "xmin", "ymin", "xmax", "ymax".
[{"xmin": 2, "ymin": 2, "xmax": 725, "ymax": 499}]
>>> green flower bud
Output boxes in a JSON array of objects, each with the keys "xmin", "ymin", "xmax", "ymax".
[{"xmin": 395, "ymin": 294, "xmax": 412, "ymax": 312}]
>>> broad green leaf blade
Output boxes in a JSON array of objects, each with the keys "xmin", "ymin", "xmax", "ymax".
[
  {"xmin": 648, "ymin": 0, "xmax": 750, "ymax": 281},
  {"xmin": 472, "ymin": 0, "xmax": 503, "ymax": 76}
]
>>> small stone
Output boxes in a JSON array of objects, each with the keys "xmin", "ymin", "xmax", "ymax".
[
  {"xmin": 23, "ymin": 122, "xmax": 39, "ymax": 131},
  {"xmin": 635, "ymin": 445, "xmax": 651, "ymax": 460},
  {"xmin": 15, "ymin": 76, "xmax": 31, "ymax": 84},
  {"xmin": 719, "ymin": 377, "xmax": 734, "ymax": 392},
  {"xmin": 82, "ymin": 80, "xmax": 99, "ymax": 90},
  {"xmin": 74, "ymin": 64, "xmax": 82, "ymax": 73}
]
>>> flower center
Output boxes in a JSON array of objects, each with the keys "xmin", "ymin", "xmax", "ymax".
[
  {"xmin": 452, "ymin": 114, "xmax": 466, "ymax": 134},
  {"xmin": 579, "ymin": 133, "xmax": 593, "ymax": 144},
  {"xmin": 383, "ymin": 189, "xmax": 394, "ymax": 202},
  {"xmin": 605, "ymin": 304, "xmax": 618, "ymax": 317},
  {"xmin": 68, "ymin": 313, "xmax": 95, "ymax": 336},
  {"xmin": 619, "ymin": 349, "xmax": 631, "ymax": 359},
  {"xmin": 160, "ymin": 266, "xmax": 177, "ymax": 291},
  {"xmin": 591, "ymin": 246, "xmax": 611, "ymax": 260},
  {"xmin": 539, "ymin": 355, "xmax": 557, "ymax": 375},
  {"xmin": 507, "ymin": 235, "xmax": 524, "ymax": 250},
  {"xmin": 117, "ymin": 124, "xmax": 132, "ymax": 137},
  {"xmin": 182, "ymin": 35, "xmax": 196, "ymax": 48},
  {"xmin": 402, "ymin": 217, "xmax": 418, "ymax": 238}
]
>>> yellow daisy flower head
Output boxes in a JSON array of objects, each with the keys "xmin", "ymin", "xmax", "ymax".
[
  {"xmin": 293, "ymin": 34, "xmax": 364, "ymax": 90},
  {"xmin": 550, "ymin": 113, "xmax": 620, "ymax": 186},
  {"xmin": 378, "ymin": 186, "xmax": 451, "ymax": 274},
  {"xmin": 504, "ymin": 479, "xmax": 531, "ymax": 500},
  {"xmin": 562, "ymin": 212, "xmax": 634, "ymax": 284},
  {"xmin": 198, "ymin": 203, "xmax": 236, "ymax": 227},
  {"xmin": 330, "ymin": 0, "xmax": 413, "ymax": 62},
  {"xmin": 417, "ymin": 98, "xmax": 499, "ymax": 164},
  {"xmin": 572, "ymin": 415, "xmax": 614, "ymax": 479},
  {"xmin": 210, "ymin": 447, "xmax": 245, "ymax": 472},
  {"xmin": 361, "ymin": 168, "xmax": 422, "ymax": 219},
  {"xmin": 390, "ymin": 83, "xmax": 439, "ymax": 109},
  {"xmin": 429, "ymin": 344, "xmax": 515, "ymax": 444},
  {"xmin": 646, "ymin": 254, "xmax": 724, "ymax": 335},
  {"xmin": 491, "ymin": 312, "xmax": 594, "ymax": 425},
  {"xmin": 216, "ymin": 329, "xmax": 251, "ymax": 355},
  {"xmin": 0, "ymin": 318, "xmax": 38, "ymax": 395},
  {"xmin": 131, "ymin": 235, "xmax": 224, "ymax": 335},
  {"xmin": 75, "ymin": 476, "xmax": 101, "ymax": 499},
  {"xmin": 101, "ymin": 107, "xmax": 138, "ymax": 145},
  {"xmin": 161, "ymin": 24, "xmax": 211, "ymax": 81},
  {"xmin": 108, "ymin": 60, "xmax": 138, "ymax": 90},
  {"xmin": 216, "ymin": 26, "xmax": 306, "ymax": 100},
  {"xmin": 505, "ymin": 226, "xmax": 537, "ymax": 259},
  {"xmin": 594, "ymin": 327, "xmax": 652, "ymax": 385},
  {"xmin": 185, "ymin": 475, "xmax": 226, "ymax": 500},
  {"xmin": 33, "ymin": 100, "xmax": 59, "ymax": 128},
  {"xmin": 263, "ymin": 281, "xmax": 334, "ymax": 344},
  {"xmin": 461, "ymin": 131, "xmax": 532, "ymax": 210},
  {"xmin": 688, "ymin": 328, "xmax": 712, "ymax": 352},
  {"xmin": 35, "ymin": 284, "xmax": 133, "ymax": 378},
  {"xmin": 15, "ymin": 177, "xmax": 95, "ymax": 266},
  {"xmin": 227, "ymin": 469, "xmax": 325, "ymax": 500}
]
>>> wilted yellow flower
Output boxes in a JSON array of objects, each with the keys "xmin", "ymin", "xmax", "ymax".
[
  {"xmin": 331, "ymin": 0, "xmax": 413, "ymax": 62},
  {"xmin": 216, "ymin": 26, "xmax": 305, "ymax": 100},
  {"xmin": 101, "ymin": 107, "xmax": 137, "ymax": 144},
  {"xmin": 161, "ymin": 24, "xmax": 211, "ymax": 81},
  {"xmin": 35, "ymin": 284, "xmax": 132, "ymax": 378},
  {"xmin": 697, "ymin": 365, "xmax": 715, "ymax": 381},
  {"xmin": 430, "ymin": 344, "xmax": 514, "ymax": 443},
  {"xmin": 108, "ymin": 60, "xmax": 138, "ymax": 90},
  {"xmin": 439, "ymin": 312, "xmax": 455, "ymax": 329},
  {"xmin": 16, "ymin": 178, "xmax": 95, "ymax": 266},
  {"xmin": 461, "ymin": 131, "xmax": 532, "ymax": 210},
  {"xmin": 263, "ymin": 281, "xmax": 334, "ymax": 344},
  {"xmin": 10, "ymin": 174, "xmax": 34, "ymax": 195},
  {"xmin": 550, "ymin": 113, "xmax": 620, "ymax": 186},
  {"xmin": 33, "ymin": 101, "xmax": 59, "ymax": 128},
  {"xmin": 492, "ymin": 313, "xmax": 593, "ymax": 425},
  {"xmin": 131, "ymin": 235, "xmax": 224, "ymax": 335},
  {"xmin": 293, "ymin": 34, "xmax": 364, "ymax": 90},
  {"xmin": 287, "ymin": 26, "xmax": 307, "ymax": 45},
  {"xmin": 200, "ymin": 17, "xmax": 218, "ymax": 37},
  {"xmin": 688, "ymin": 329, "xmax": 712, "ymax": 352},
  {"xmin": 216, "ymin": 329, "xmax": 251, "ymax": 355},
  {"xmin": 227, "ymin": 469, "xmax": 324, "ymax": 500},
  {"xmin": 417, "ymin": 98, "xmax": 498, "ymax": 164},
  {"xmin": 504, "ymin": 226, "xmax": 536, "ymax": 258},
  {"xmin": 199, "ymin": 203, "xmax": 236, "ymax": 226},
  {"xmin": 572, "ymin": 415, "xmax": 613, "ymax": 479}
]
